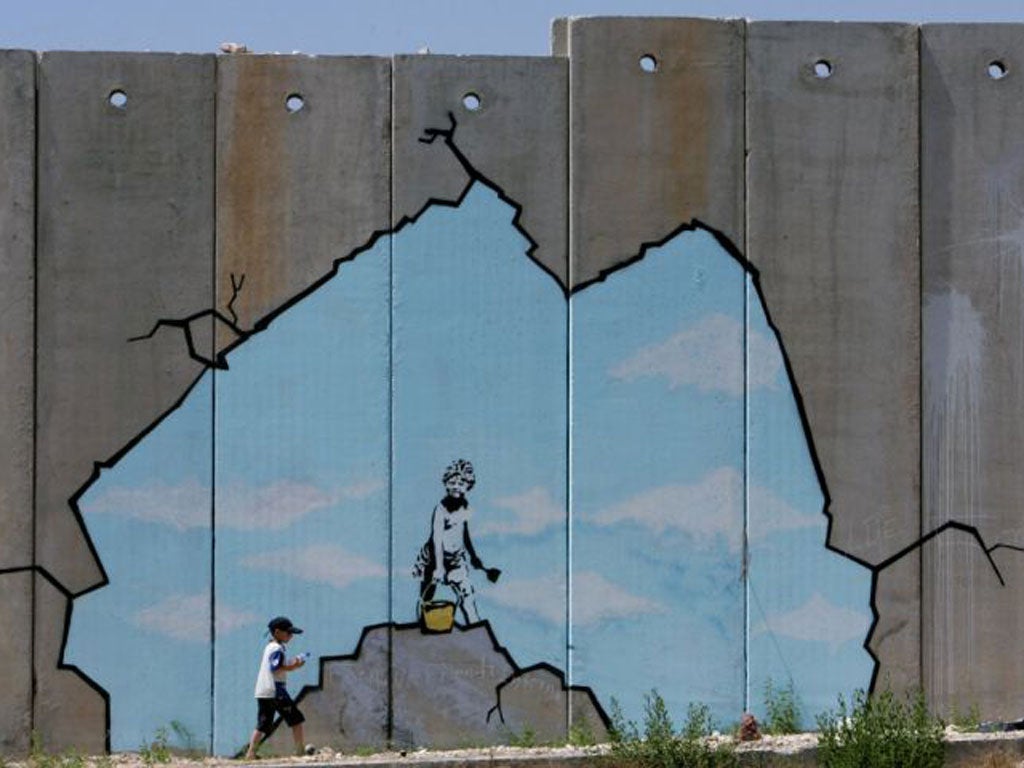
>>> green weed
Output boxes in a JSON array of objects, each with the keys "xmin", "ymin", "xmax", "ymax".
[
  {"xmin": 138, "ymin": 726, "xmax": 172, "ymax": 765},
  {"xmin": 608, "ymin": 690, "xmax": 737, "ymax": 768},
  {"xmin": 816, "ymin": 688, "xmax": 944, "ymax": 768},
  {"xmin": 507, "ymin": 727, "xmax": 537, "ymax": 748},
  {"xmin": 569, "ymin": 715, "xmax": 597, "ymax": 747},
  {"xmin": 946, "ymin": 701, "xmax": 981, "ymax": 732},
  {"xmin": 762, "ymin": 677, "xmax": 803, "ymax": 734}
]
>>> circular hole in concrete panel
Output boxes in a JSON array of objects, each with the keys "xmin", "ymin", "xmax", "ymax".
[
  {"xmin": 285, "ymin": 93, "xmax": 305, "ymax": 113},
  {"xmin": 462, "ymin": 92, "xmax": 481, "ymax": 111},
  {"xmin": 108, "ymin": 89, "xmax": 128, "ymax": 109},
  {"xmin": 813, "ymin": 59, "xmax": 833, "ymax": 79},
  {"xmin": 639, "ymin": 54, "xmax": 658, "ymax": 73},
  {"xmin": 988, "ymin": 60, "xmax": 1008, "ymax": 80}
]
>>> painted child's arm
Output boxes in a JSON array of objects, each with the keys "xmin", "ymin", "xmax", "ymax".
[
  {"xmin": 463, "ymin": 525, "xmax": 501, "ymax": 582},
  {"xmin": 430, "ymin": 505, "xmax": 445, "ymax": 581}
]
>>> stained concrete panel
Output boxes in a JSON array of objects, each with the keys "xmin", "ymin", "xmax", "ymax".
[
  {"xmin": 746, "ymin": 22, "xmax": 920, "ymax": 691},
  {"xmin": 392, "ymin": 55, "xmax": 568, "ymax": 285},
  {"xmin": 33, "ymin": 570, "xmax": 106, "ymax": 754},
  {"xmin": 0, "ymin": 55, "xmax": 36, "ymax": 751},
  {"xmin": 391, "ymin": 56, "xmax": 569, "ymax": 745},
  {"xmin": 568, "ymin": 17, "xmax": 745, "ymax": 287},
  {"xmin": 0, "ymin": 51, "xmax": 35, "ymax": 571},
  {"xmin": 0, "ymin": 570, "xmax": 33, "ymax": 753},
  {"xmin": 214, "ymin": 56, "xmax": 392, "ymax": 756},
  {"xmin": 36, "ymin": 53, "xmax": 215, "ymax": 599},
  {"xmin": 216, "ymin": 55, "xmax": 391, "ymax": 333},
  {"xmin": 920, "ymin": 532, "xmax": 1024, "ymax": 720},
  {"xmin": 921, "ymin": 24, "xmax": 1024, "ymax": 718}
]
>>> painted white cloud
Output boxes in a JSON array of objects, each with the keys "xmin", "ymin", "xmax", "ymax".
[
  {"xmin": 488, "ymin": 571, "xmax": 665, "ymax": 626},
  {"xmin": 609, "ymin": 313, "xmax": 783, "ymax": 396},
  {"xmin": 86, "ymin": 477, "xmax": 384, "ymax": 531},
  {"xmin": 590, "ymin": 467, "xmax": 745, "ymax": 551},
  {"xmin": 240, "ymin": 544, "xmax": 386, "ymax": 590},
  {"xmin": 589, "ymin": 467, "xmax": 820, "ymax": 552},
  {"xmin": 753, "ymin": 593, "xmax": 870, "ymax": 654},
  {"xmin": 748, "ymin": 485, "xmax": 821, "ymax": 540},
  {"xmin": 133, "ymin": 593, "xmax": 258, "ymax": 643},
  {"xmin": 476, "ymin": 486, "xmax": 564, "ymax": 536}
]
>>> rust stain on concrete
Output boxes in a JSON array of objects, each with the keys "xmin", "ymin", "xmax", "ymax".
[{"xmin": 218, "ymin": 56, "xmax": 292, "ymax": 330}]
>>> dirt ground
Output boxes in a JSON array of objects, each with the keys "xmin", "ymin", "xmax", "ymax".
[{"xmin": 8, "ymin": 728, "xmax": 1024, "ymax": 768}]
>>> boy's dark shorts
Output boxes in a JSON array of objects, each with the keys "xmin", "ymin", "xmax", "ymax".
[{"xmin": 256, "ymin": 689, "xmax": 305, "ymax": 733}]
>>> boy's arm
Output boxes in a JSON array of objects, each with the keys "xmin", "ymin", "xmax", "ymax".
[{"xmin": 270, "ymin": 648, "xmax": 306, "ymax": 672}]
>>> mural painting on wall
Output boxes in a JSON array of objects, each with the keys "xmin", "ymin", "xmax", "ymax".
[{"xmin": 56, "ymin": 115, "xmax": 874, "ymax": 755}]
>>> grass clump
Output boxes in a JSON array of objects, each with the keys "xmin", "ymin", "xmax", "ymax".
[
  {"xmin": 762, "ymin": 677, "xmax": 803, "ymax": 734},
  {"xmin": 609, "ymin": 690, "xmax": 737, "ymax": 768},
  {"xmin": 28, "ymin": 732, "xmax": 88, "ymax": 768},
  {"xmin": 569, "ymin": 715, "xmax": 597, "ymax": 747},
  {"xmin": 138, "ymin": 726, "xmax": 172, "ymax": 766},
  {"xmin": 816, "ymin": 688, "xmax": 944, "ymax": 768}
]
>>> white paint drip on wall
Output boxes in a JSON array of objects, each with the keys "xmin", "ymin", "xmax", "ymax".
[{"xmin": 923, "ymin": 288, "xmax": 984, "ymax": 707}]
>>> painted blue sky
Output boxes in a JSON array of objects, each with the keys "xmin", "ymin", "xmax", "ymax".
[{"xmin": 66, "ymin": 182, "xmax": 873, "ymax": 752}]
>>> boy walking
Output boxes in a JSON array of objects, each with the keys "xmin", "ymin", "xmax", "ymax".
[{"xmin": 246, "ymin": 616, "xmax": 309, "ymax": 759}]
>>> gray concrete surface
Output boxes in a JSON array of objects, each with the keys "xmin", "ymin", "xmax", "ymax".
[
  {"xmin": 35, "ymin": 52, "xmax": 214, "ymax": 748},
  {"xmin": 33, "ymin": 570, "xmax": 107, "ymax": 754},
  {"xmin": 217, "ymin": 55, "xmax": 391, "ymax": 335},
  {"xmin": 0, "ymin": 55, "xmax": 36, "ymax": 752},
  {"xmin": 745, "ymin": 22, "xmax": 921, "ymax": 692},
  {"xmin": 0, "ymin": 51, "xmax": 34, "ymax": 572},
  {"xmin": 568, "ymin": 17, "xmax": 745, "ymax": 287},
  {"xmin": 922, "ymin": 530, "xmax": 1024, "ymax": 720},
  {"xmin": 0, "ymin": 570, "xmax": 33, "ymax": 753},
  {"xmin": 921, "ymin": 24, "xmax": 1024, "ymax": 720},
  {"xmin": 392, "ymin": 55, "xmax": 568, "ymax": 286},
  {"xmin": 35, "ymin": 52, "xmax": 215, "ymax": 596}
]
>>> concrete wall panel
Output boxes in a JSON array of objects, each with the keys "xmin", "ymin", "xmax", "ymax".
[
  {"xmin": 921, "ymin": 23, "xmax": 1024, "ymax": 718},
  {"xmin": 0, "ymin": 51, "xmax": 35, "ymax": 570},
  {"xmin": 0, "ymin": 570, "xmax": 33, "ymax": 753},
  {"xmin": 213, "ymin": 56, "xmax": 392, "ymax": 755},
  {"xmin": 746, "ymin": 22, "xmax": 921, "ymax": 691},
  {"xmin": 217, "ymin": 55, "xmax": 391, "ymax": 334},
  {"xmin": 33, "ymin": 571, "xmax": 107, "ymax": 754},
  {"xmin": 570, "ymin": 229, "xmax": 746, "ymax": 725},
  {"xmin": 393, "ymin": 55, "xmax": 568, "ymax": 286},
  {"xmin": 568, "ymin": 17, "xmax": 745, "ymax": 287},
  {"xmin": 391, "ymin": 55, "xmax": 569, "ymax": 746},
  {"xmin": 0, "ymin": 52, "xmax": 35, "ymax": 752},
  {"xmin": 35, "ymin": 51, "xmax": 215, "ymax": 748},
  {"xmin": 36, "ymin": 52, "xmax": 215, "ymax": 595}
]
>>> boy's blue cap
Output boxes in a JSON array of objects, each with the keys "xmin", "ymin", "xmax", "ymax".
[{"xmin": 268, "ymin": 616, "xmax": 303, "ymax": 634}]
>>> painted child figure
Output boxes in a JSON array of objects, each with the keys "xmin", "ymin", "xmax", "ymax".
[
  {"xmin": 246, "ymin": 616, "xmax": 309, "ymax": 759},
  {"xmin": 413, "ymin": 459, "xmax": 501, "ymax": 624}
]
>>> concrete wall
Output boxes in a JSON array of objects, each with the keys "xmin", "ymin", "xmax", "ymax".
[{"xmin": 1, "ymin": 17, "xmax": 1022, "ymax": 756}]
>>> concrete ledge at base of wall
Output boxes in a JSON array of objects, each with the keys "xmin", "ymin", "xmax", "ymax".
[{"xmin": 235, "ymin": 731, "xmax": 1024, "ymax": 768}]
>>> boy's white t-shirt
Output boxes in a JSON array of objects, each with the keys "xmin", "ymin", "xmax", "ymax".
[{"xmin": 254, "ymin": 640, "xmax": 288, "ymax": 698}]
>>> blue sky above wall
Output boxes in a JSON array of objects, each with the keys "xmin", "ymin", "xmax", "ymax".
[{"xmin": 65, "ymin": 181, "xmax": 873, "ymax": 752}]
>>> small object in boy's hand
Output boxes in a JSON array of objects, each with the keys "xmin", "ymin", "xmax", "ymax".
[
  {"xmin": 296, "ymin": 651, "xmax": 311, "ymax": 662},
  {"xmin": 486, "ymin": 568, "xmax": 501, "ymax": 583}
]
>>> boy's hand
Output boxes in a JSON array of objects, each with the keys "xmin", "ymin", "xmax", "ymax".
[{"xmin": 485, "ymin": 568, "xmax": 501, "ymax": 583}]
